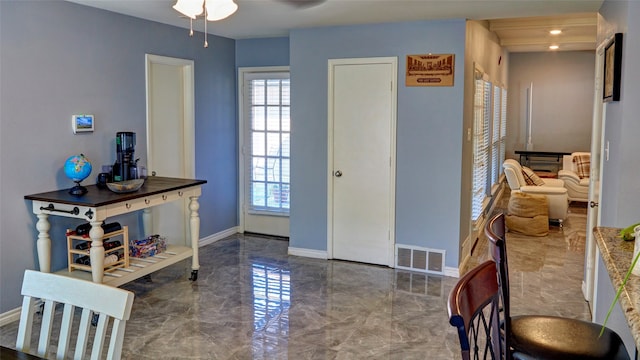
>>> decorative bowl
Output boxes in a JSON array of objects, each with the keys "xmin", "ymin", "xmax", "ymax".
[{"xmin": 106, "ymin": 179, "xmax": 145, "ymax": 193}]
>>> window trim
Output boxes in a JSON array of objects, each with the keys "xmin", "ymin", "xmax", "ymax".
[
  {"xmin": 244, "ymin": 75, "xmax": 290, "ymax": 214},
  {"xmin": 237, "ymin": 66, "xmax": 291, "ymax": 230},
  {"xmin": 471, "ymin": 67, "xmax": 507, "ymax": 226}
]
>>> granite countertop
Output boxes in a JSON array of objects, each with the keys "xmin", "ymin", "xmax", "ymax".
[{"xmin": 593, "ymin": 227, "xmax": 640, "ymax": 349}]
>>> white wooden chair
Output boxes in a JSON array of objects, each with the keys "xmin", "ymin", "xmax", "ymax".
[{"xmin": 16, "ymin": 270, "xmax": 135, "ymax": 360}]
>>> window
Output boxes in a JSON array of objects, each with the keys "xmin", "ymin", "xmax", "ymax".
[
  {"xmin": 246, "ymin": 74, "xmax": 290, "ymax": 214},
  {"xmin": 500, "ymin": 88, "xmax": 507, "ymax": 180},
  {"xmin": 472, "ymin": 76, "xmax": 491, "ymax": 222},
  {"xmin": 490, "ymin": 86, "xmax": 501, "ymax": 189},
  {"xmin": 472, "ymin": 70, "xmax": 507, "ymax": 223}
]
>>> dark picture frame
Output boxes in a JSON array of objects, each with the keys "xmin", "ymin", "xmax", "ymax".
[{"xmin": 603, "ymin": 33, "xmax": 623, "ymax": 102}]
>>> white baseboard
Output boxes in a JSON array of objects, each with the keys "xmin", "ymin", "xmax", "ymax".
[
  {"xmin": 444, "ymin": 266, "xmax": 460, "ymax": 278},
  {"xmin": 288, "ymin": 246, "xmax": 459, "ymax": 277},
  {"xmin": 199, "ymin": 226, "xmax": 239, "ymax": 247},
  {"xmin": 0, "ymin": 305, "xmax": 23, "ymax": 327},
  {"xmin": 288, "ymin": 247, "xmax": 327, "ymax": 259}
]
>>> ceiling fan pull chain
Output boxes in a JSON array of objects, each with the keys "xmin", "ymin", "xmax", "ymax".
[
  {"xmin": 204, "ymin": 7, "xmax": 208, "ymax": 48},
  {"xmin": 189, "ymin": 17, "xmax": 194, "ymax": 37}
]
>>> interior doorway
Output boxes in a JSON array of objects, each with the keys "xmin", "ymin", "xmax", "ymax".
[
  {"xmin": 583, "ymin": 42, "xmax": 606, "ymax": 311},
  {"xmin": 145, "ymin": 54, "xmax": 195, "ymax": 242},
  {"xmin": 327, "ymin": 57, "xmax": 397, "ymax": 267}
]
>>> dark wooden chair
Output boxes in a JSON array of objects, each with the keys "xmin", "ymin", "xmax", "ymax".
[
  {"xmin": 485, "ymin": 213, "xmax": 630, "ymax": 360},
  {"xmin": 448, "ymin": 260, "xmax": 505, "ymax": 360}
]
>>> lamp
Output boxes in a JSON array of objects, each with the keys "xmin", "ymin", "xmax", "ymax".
[
  {"xmin": 206, "ymin": 0, "xmax": 238, "ymax": 21},
  {"xmin": 173, "ymin": 0, "xmax": 204, "ymax": 19},
  {"xmin": 173, "ymin": 0, "xmax": 238, "ymax": 48}
]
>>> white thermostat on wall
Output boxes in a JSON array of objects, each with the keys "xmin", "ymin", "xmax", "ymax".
[{"xmin": 72, "ymin": 114, "xmax": 94, "ymax": 133}]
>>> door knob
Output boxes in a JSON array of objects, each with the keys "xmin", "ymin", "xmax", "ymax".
[
  {"xmin": 590, "ymin": 201, "xmax": 598, "ymax": 208},
  {"xmin": 334, "ymin": 170, "xmax": 342, "ymax": 177}
]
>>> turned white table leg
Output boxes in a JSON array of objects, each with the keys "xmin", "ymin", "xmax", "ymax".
[
  {"xmin": 89, "ymin": 221, "xmax": 105, "ymax": 283},
  {"xmin": 142, "ymin": 208, "xmax": 152, "ymax": 237},
  {"xmin": 36, "ymin": 213, "xmax": 51, "ymax": 273},
  {"xmin": 189, "ymin": 196, "xmax": 200, "ymax": 272}
]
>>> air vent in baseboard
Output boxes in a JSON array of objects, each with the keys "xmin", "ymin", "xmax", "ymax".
[{"xmin": 395, "ymin": 244, "xmax": 445, "ymax": 275}]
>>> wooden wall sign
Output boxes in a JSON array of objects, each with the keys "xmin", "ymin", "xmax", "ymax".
[{"xmin": 406, "ymin": 54, "xmax": 455, "ymax": 87}]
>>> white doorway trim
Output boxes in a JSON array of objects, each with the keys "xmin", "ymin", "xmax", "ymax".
[
  {"xmin": 326, "ymin": 56, "xmax": 397, "ymax": 267},
  {"xmin": 144, "ymin": 54, "xmax": 195, "ymax": 240},
  {"xmin": 237, "ymin": 66, "xmax": 290, "ymax": 234},
  {"xmin": 145, "ymin": 54, "xmax": 196, "ymax": 178},
  {"xmin": 583, "ymin": 40, "xmax": 607, "ymax": 312}
]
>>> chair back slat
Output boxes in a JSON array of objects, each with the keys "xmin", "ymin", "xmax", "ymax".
[
  {"xmin": 56, "ymin": 303, "xmax": 76, "ymax": 358},
  {"xmin": 16, "ymin": 296, "xmax": 36, "ymax": 352},
  {"xmin": 448, "ymin": 260, "xmax": 504, "ymax": 360},
  {"xmin": 106, "ymin": 320, "xmax": 127, "ymax": 360},
  {"xmin": 90, "ymin": 314, "xmax": 110, "ymax": 360},
  {"xmin": 485, "ymin": 212, "xmax": 511, "ymax": 358},
  {"xmin": 75, "ymin": 308, "xmax": 93, "ymax": 359},
  {"xmin": 38, "ymin": 300, "xmax": 56, "ymax": 357},
  {"xmin": 486, "ymin": 213, "xmax": 510, "ymax": 308},
  {"xmin": 16, "ymin": 270, "xmax": 135, "ymax": 360}
]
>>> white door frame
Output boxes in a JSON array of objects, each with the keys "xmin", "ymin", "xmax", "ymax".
[
  {"xmin": 326, "ymin": 57, "xmax": 397, "ymax": 267},
  {"xmin": 144, "ymin": 54, "xmax": 195, "ymax": 239},
  {"xmin": 145, "ymin": 54, "xmax": 196, "ymax": 178},
  {"xmin": 237, "ymin": 66, "xmax": 290, "ymax": 234},
  {"xmin": 584, "ymin": 41, "xmax": 607, "ymax": 312}
]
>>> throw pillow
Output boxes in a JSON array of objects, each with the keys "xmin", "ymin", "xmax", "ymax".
[
  {"xmin": 522, "ymin": 170, "xmax": 536, "ymax": 185},
  {"xmin": 522, "ymin": 166, "xmax": 545, "ymax": 186},
  {"xmin": 573, "ymin": 154, "xmax": 590, "ymax": 179}
]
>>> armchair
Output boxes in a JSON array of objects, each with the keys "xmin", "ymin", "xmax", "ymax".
[
  {"xmin": 558, "ymin": 152, "xmax": 590, "ymax": 202},
  {"xmin": 503, "ymin": 159, "xmax": 569, "ymax": 222}
]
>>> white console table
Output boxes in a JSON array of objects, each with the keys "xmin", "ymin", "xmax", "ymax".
[{"xmin": 24, "ymin": 176, "xmax": 207, "ymax": 286}]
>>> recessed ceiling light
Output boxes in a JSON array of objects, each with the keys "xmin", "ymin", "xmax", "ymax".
[
  {"xmin": 549, "ymin": 45, "xmax": 559, "ymax": 50},
  {"xmin": 550, "ymin": 29, "xmax": 562, "ymax": 35}
]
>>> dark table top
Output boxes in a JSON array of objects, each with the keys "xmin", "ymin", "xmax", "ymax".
[
  {"xmin": 0, "ymin": 346, "xmax": 45, "ymax": 360},
  {"xmin": 24, "ymin": 176, "xmax": 207, "ymax": 207},
  {"xmin": 514, "ymin": 150, "xmax": 571, "ymax": 156}
]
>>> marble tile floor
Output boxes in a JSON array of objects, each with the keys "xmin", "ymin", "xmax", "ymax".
[{"xmin": 0, "ymin": 196, "xmax": 591, "ymax": 359}]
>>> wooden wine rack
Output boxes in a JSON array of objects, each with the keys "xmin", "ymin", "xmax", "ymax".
[{"xmin": 66, "ymin": 226, "xmax": 129, "ymax": 274}]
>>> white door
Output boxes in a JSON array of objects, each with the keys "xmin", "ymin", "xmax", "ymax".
[
  {"xmin": 238, "ymin": 67, "xmax": 290, "ymax": 237},
  {"xmin": 145, "ymin": 54, "xmax": 195, "ymax": 243},
  {"xmin": 584, "ymin": 45, "xmax": 606, "ymax": 310},
  {"xmin": 328, "ymin": 57, "xmax": 397, "ymax": 267}
]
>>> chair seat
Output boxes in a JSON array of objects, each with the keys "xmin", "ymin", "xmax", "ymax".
[{"xmin": 511, "ymin": 315, "xmax": 630, "ymax": 360}]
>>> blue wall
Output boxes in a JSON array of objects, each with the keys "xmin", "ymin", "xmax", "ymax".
[
  {"xmin": 236, "ymin": 37, "xmax": 290, "ymax": 68},
  {"xmin": 289, "ymin": 20, "xmax": 466, "ymax": 267},
  {"xmin": 1, "ymin": 2, "xmax": 469, "ymax": 314},
  {"xmin": 599, "ymin": 0, "xmax": 640, "ymax": 228},
  {"xmin": 0, "ymin": 0, "xmax": 237, "ymax": 312}
]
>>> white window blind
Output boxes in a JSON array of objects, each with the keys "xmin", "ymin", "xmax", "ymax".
[
  {"xmin": 491, "ymin": 85, "xmax": 501, "ymax": 187},
  {"xmin": 246, "ymin": 75, "xmax": 290, "ymax": 214},
  {"xmin": 500, "ymin": 88, "xmax": 508, "ymax": 178},
  {"xmin": 472, "ymin": 77, "xmax": 491, "ymax": 221}
]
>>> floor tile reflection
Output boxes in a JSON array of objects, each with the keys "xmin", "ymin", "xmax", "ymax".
[{"xmin": 0, "ymin": 195, "xmax": 591, "ymax": 359}]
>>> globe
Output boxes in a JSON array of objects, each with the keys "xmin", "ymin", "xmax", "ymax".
[{"xmin": 64, "ymin": 154, "xmax": 92, "ymax": 195}]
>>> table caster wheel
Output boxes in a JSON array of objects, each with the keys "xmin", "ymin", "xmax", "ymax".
[{"xmin": 189, "ymin": 270, "xmax": 198, "ymax": 281}]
